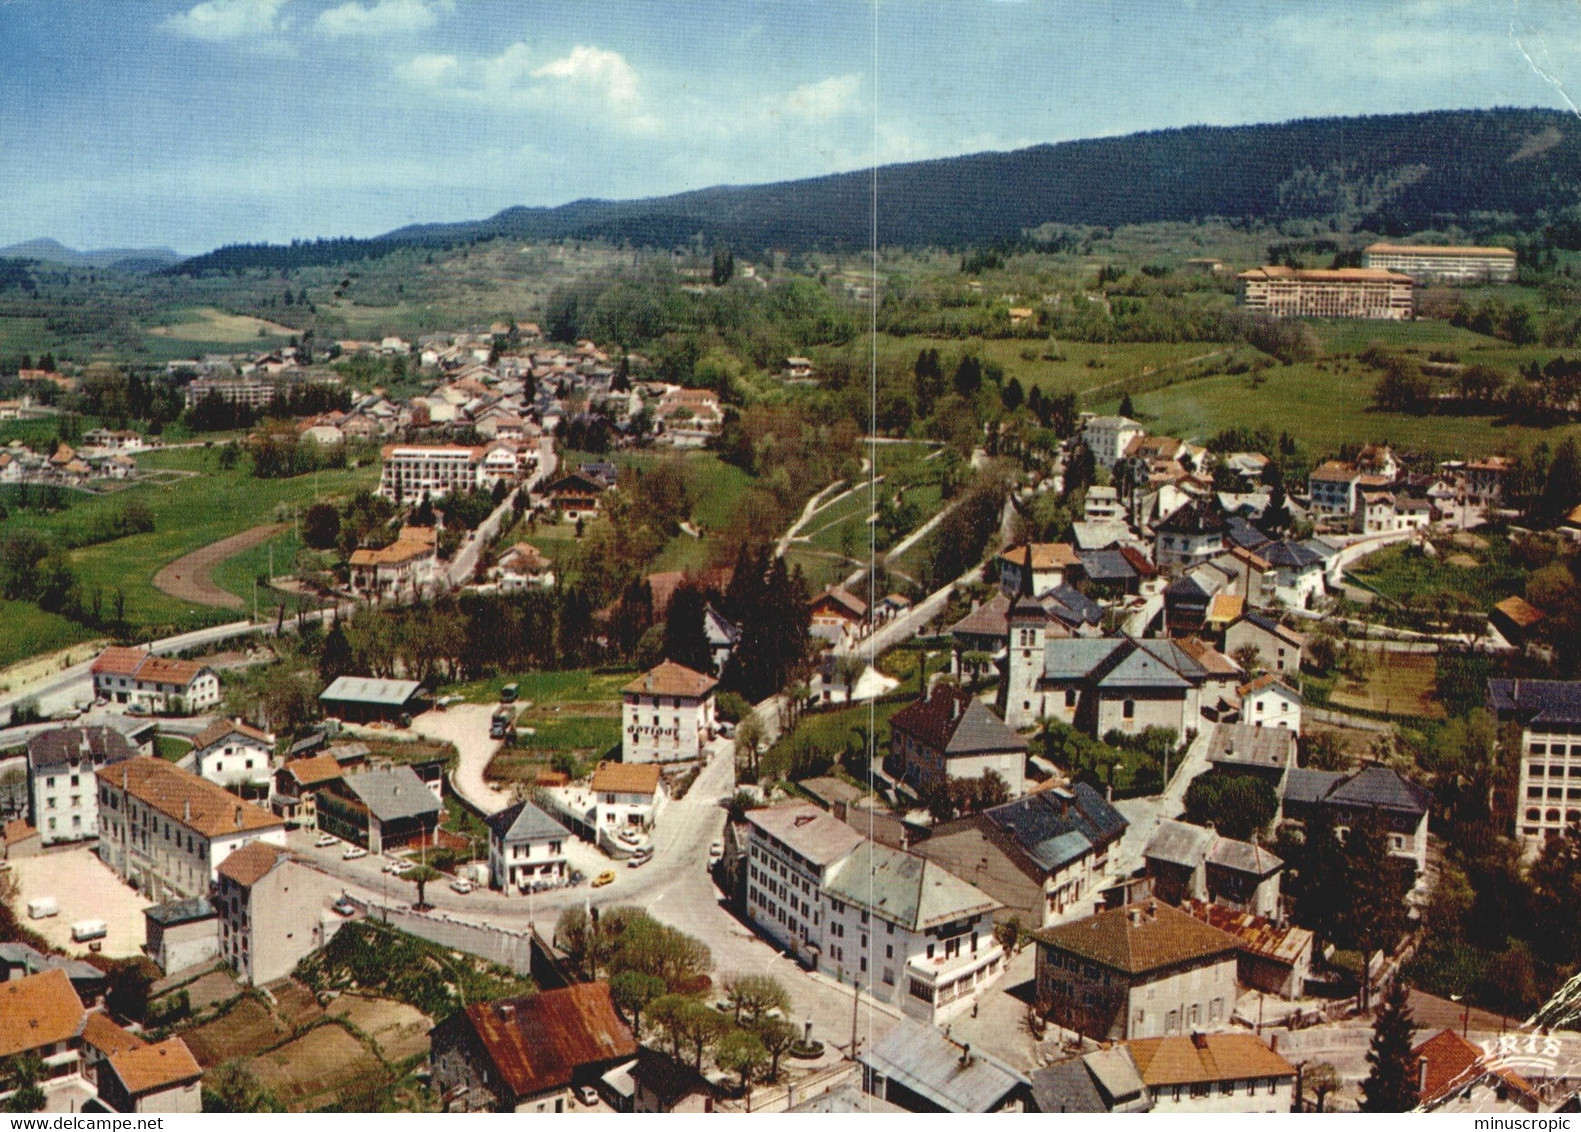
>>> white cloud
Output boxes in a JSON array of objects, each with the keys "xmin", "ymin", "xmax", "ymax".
[
  {"xmin": 401, "ymin": 52, "xmax": 460, "ymax": 86},
  {"xmin": 316, "ymin": 0, "xmax": 451, "ymax": 38},
  {"xmin": 165, "ymin": 0, "xmax": 291, "ymax": 41},
  {"xmin": 531, "ymin": 45, "xmax": 641, "ymax": 107},
  {"xmin": 783, "ymin": 74, "xmax": 862, "ymax": 119}
]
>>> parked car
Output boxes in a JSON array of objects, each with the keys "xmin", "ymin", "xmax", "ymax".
[
  {"xmin": 331, "ymin": 897, "xmax": 357, "ymax": 917},
  {"xmin": 592, "ymin": 870, "xmax": 615, "ymax": 888},
  {"xmin": 499, "ymin": 683, "xmax": 519, "ymax": 704},
  {"xmin": 578, "ymin": 1086, "xmax": 599, "ymax": 1107},
  {"xmin": 708, "ymin": 840, "xmax": 724, "ymax": 861},
  {"xmin": 343, "ymin": 846, "xmax": 368, "ymax": 860},
  {"xmin": 390, "ymin": 860, "xmax": 416, "ymax": 876},
  {"xmin": 315, "ymin": 834, "xmax": 338, "ymax": 848},
  {"xmin": 616, "ymin": 827, "xmax": 642, "ymax": 845},
  {"xmin": 450, "ymin": 878, "xmax": 474, "ymax": 894},
  {"xmin": 627, "ymin": 853, "xmax": 651, "ymax": 869},
  {"xmin": 717, "ymin": 721, "xmax": 735, "ymax": 738}
]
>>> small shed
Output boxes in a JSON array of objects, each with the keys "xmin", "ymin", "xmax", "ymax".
[{"xmin": 318, "ymin": 676, "xmax": 425, "ymax": 723}]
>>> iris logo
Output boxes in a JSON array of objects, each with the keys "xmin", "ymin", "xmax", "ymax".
[{"xmin": 1477, "ymin": 1031, "xmax": 1563, "ymax": 1077}]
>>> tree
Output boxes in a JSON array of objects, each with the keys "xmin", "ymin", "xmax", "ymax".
[
  {"xmin": 722, "ymin": 973, "xmax": 790, "ymax": 1025},
  {"xmin": 1300, "ymin": 730, "xmax": 1351, "ymax": 772},
  {"xmin": 1118, "ymin": 392, "xmax": 1135, "ymax": 417},
  {"xmin": 0, "ymin": 1053, "xmax": 44, "ymax": 1113},
  {"xmin": 1231, "ymin": 643, "xmax": 1262, "ymax": 674},
  {"xmin": 662, "ymin": 584, "xmax": 714, "ymax": 673},
  {"xmin": 302, "ymin": 502, "xmax": 340, "ymax": 550},
  {"xmin": 1182, "ymin": 772, "xmax": 1279, "ymax": 841},
  {"xmin": 754, "ymin": 1016, "xmax": 798, "ymax": 1082},
  {"xmin": 715, "ymin": 1028, "xmax": 767, "ymax": 1092},
  {"xmin": 1304, "ymin": 1061, "xmax": 1340, "ymax": 1113},
  {"xmin": 660, "ymin": 999, "xmax": 726, "ymax": 1070},
  {"xmin": 204, "ymin": 1060, "xmax": 279, "ymax": 1113},
  {"xmin": 401, "ymin": 863, "xmax": 442, "ymax": 910},
  {"xmin": 610, "ymin": 970, "xmax": 667, "ymax": 1036},
  {"xmin": 1361, "ymin": 980, "xmax": 1419, "ymax": 1113},
  {"xmin": 1528, "ymin": 828, "xmax": 1581, "ymax": 965}
]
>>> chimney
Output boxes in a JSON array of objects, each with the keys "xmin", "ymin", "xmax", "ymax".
[
  {"xmin": 1127, "ymin": 906, "xmax": 1142, "ymax": 926},
  {"xmin": 234, "ymin": 805, "xmax": 244, "ymax": 829},
  {"xmin": 1191, "ymin": 1032, "xmax": 1208, "ymax": 1050},
  {"xmin": 184, "ymin": 800, "xmax": 192, "ymax": 823},
  {"xmin": 1417, "ymin": 1057, "xmax": 1428, "ymax": 1097}
]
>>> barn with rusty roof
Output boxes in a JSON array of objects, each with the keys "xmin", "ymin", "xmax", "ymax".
[{"xmin": 429, "ymin": 983, "xmax": 637, "ymax": 1112}]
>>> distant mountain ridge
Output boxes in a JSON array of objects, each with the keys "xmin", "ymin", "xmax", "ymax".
[
  {"xmin": 172, "ymin": 108, "xmax": 1581, "ymax": 274},
  {"xmin": 0, "ymin": 238, "xmax": 184, "ymax": 272}
]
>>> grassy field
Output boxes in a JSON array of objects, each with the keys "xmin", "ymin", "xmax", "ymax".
[
  {"xmin": 2, "ymin": 446, "xmax": 377, "ymax": 636},
  {"xmin": 446, "ymin": 666, "xmax": 632, "ymax": 706},
  {"xmin": 762, "ymin": 698, "xmax": 910, "ymax": 783},
  {"xmin": 155, "ymin": 734, "xmax": 192, "ymax": 761},
  {"xmin": 447, "ymin": 668, "xmax": 631, "ymax": 786},
  {"xmin": 1327, "ymin": 649, "xmax": 1446, "ymax": 720},
  {"xmin": 147, "ymin": 306, "xmax": 298, "ymax": 343},
  {"xmin": 1346, "ymin": 533, "xmax": 1528, "ymax": 612},
  {"xmin": 0, "ymin": 600, "xmax": 95, "ymax": 671},
  {"xmin": 209, "ymin": 525, "xmax": 316, "ymax": 615}
]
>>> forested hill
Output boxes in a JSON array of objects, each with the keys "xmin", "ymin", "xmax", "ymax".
[{"xmin": 174, "ymin": 108, "xmax": 1581, "ymax": 272}]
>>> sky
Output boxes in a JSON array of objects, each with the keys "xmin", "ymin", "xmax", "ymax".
[{"xmin": 4, "ymin": 0, "xmax": 1581, "ymax": 253}]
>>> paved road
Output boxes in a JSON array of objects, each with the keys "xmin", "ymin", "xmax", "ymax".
[
  {"xmin": 411, "ymin": 703, "xmax": 515, "ymax": 815},
  {"xmin": 1110, "ymin": 725, "xmax": 1215, "ymax": 877}
]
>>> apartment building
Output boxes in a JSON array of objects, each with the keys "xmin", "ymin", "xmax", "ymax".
[
  {"xmin": 348, "ymin": 525, "xmax": 439, "ymax": 599},
  {"xmin": 1486, "ymin": 678, "xmax": 1581, "ymax": 851},
  {"xmin": 744, "ymin": 803, "xmax": 1005, "ymax": 1023},
  {"xmin": 1236, "ymin": 266, "xmax": 1413, "ymax": 320},
  {"xmin": 376, "ymin": 444, "xmax": 485, "ymax": 501},
  {"xmin": 95, "ymin": 758, "xmax": 287, "ymax": 902},
  {"xmin": 1362, "ymin": 242, "xmax": 1517, "ymax": 284},
  {"xmin": 89, "ymin": 647, "xmax": 221, "ymax": 714},
  {"xmin": 214, "ymin": 842, "xmax": 344, "ymax": 986},
  {"xmin": 26, "ymin": 727, "xmax": 137, "ymax": 846},
  {"xmin": 486, "ymin": 800, "xmax": 571, "ymax": 893}
]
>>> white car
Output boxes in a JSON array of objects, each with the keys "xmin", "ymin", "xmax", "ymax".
[
  {"xmin": 390, "ymin": 860, "xmax": 416, "ymax": 876},
  {"xmin": 342, "ymin": 846, "xmax": 368, "ymax": 860},
  {"xmin": 616, "ymin": 828, "xmax": 642, "ymax": 845},
  {"xmin": 578, "ymin": 1087, "xmax": 599, "ymax": 1107},
  {"xmin": 708, "ymin": 840, "xmax": 724, "ymax": 861},
  {"xmin": 449, "ymin": 878, "xmax": 474, "ymax": 894},
  {"xmin": 315, "ymin": 834, "xmax": 338, "ymax": 848}
]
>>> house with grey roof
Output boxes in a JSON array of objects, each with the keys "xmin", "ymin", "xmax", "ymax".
[
  {"xmin": 486, "ymin": 800, "xmax": 570, "ymax": 894},
  {"xmin": 1141, "ymin": 819, "xmax": 1284, "ymax": 918},
  {"xmin": 1029, "ymin": 1047, "xmax": 1152, "ymax": 1112},
  {"xmin": 860, "ymin": 1015, "xmax": 1031, "ymax": 1112},
  {"xmin": 886, "ymin": 684, "xmax": 1028, "ymax": 800},
  {"xmin": 1279, "ymin": 764, "xmax": 1431, "ymax": 874},
  {"xmin": 318, "ymin": 675, "xmax": 425, "ymax": 723},
  {"xmin": 142, "ymin": 897, "xmax": 219, "ymax": 975},
  {"xmin": 318, "ymin": 764, "xmax": 441, "ymax": 854},
  {"xmin": 742, "ymin": 803, "xmax": 1005, "ymax": 1024},
  {"xmin": 1002, "ymin": 609, "xmax": 1209, "ymax": 735},
  {"xmin": 914, "ymin": 784, "xmax": 1128, "ymax": 928},
  {"xmin": 26, "ymin": 726, "xmax": 137, "ymax": 846}
]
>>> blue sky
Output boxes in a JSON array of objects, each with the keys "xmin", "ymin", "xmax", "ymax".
[{"xmin": 3, "ymin": 0, "xmax": 1580, "ymax": 253}]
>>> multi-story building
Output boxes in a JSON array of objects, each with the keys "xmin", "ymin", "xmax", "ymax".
[
  {"xmin": 189, "ymin": 718, "xmax": 275, "ymax": 792},
  {"xmin": 26, "ymin": 727, "xmax": 137, "ymax": 846},
  {"xmin": 996, "ymin": 541, "xmax": 1080, "ymax": 598},
  {"xmin": 1033, "ymin": 900, "xmax": 1242, "ymax": 1042},
  {"xmin": 1362, "ymin": 242, "xmax": 1517, "ymax": 284},
  {"xmin": 95, "ymin": 758, "xmax": 287, "ymax": 902},
  {"xmin": 1081, "ymin": 415, "xmax": 1146, "ymax": 470},
  {"xmin": 1236, "ymin": 266, "xmax": 1413, "ymax": 320},
  {"xmin": 0, "ymin": 968, "xmax": 89, "ymax": 1112},
  {"xmin": 1279, "ymin": 765, "xmax": 1431, "ymax": 875},
  {"xmin": 886, "ymin": 683, "xmax": 1028, "ymax": 800},
  {"xmin": 915, "ymin": 785, "xmax": 1128, "ymax": 928},
  {"xmin": 486, "ymin": 800, "xmax": 570, "ymax": 894},
  {"xmin": 316, "ymin": 765, "xmax": 440, "ymax": 855},
  {"xmin": 1032, "ymin": 1033, "xmax": 1296, "ymax": 1114},
  {"xmin": 1002, "ymin": 603, "xmax": 1211, "ymax": 735},
  {"xmin": 214, "ymin": 842, "xmax": 344, "ymax": 986},
  {"xmin": 1153, "ymin": 499, "xmax": 1227, "ymax": 573},
  {"xmin": 89, "ymin": 647, "xmax": 221, "ymax": 714},
  {"xmin": 744, "ymin": 803, "xmax": 1004, "ymax": 1023},
  {"xmin": 376, "ymin": 444, "xmax": 485, "ymax": 502},
  {"xmin": 182, "ymin": 376, "xmax": 284, "ymax": 410},
  {"xmin": 620, "ymin": 661, "xmax": 717, "ymax": 763},
  {"xmin": 348, "ymin": 526, "xmax": 439, "ymax": 600},
  {"xmin": 1486, "ymin": 678, "xmax": 1581, "ymax": 851}
]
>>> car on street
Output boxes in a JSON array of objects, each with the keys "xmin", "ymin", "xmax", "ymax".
[
  {"xmin": 343, "ymin": 846, "xmax": 368, "ymax": 860},
  {"xmin": 449, "ymin": 878, "xmax": 474, "ymax": 894},
  {"xmin": 315, "ymin": 834, "xmax": 338, "ymax": 848},
  {"xmin": 627, "ymin": 852, "xmax": 651, "ymax": 869},
  {"xmin": 708, "ymin": 840, "xmax": 723, "ymax": 861},
  {"xmin": 578, "ymin": 1087, "xmax": 599, "ymax": 1107},
  {"xmin": 717, "ymin": 721, "xmax": 735, "ymax": 738},
  {"xmin": 390, "ymin": 860, "xmax": 416, "ymax": 876},
  {"xmin": 592, "ymin": 870, "xmax": 615, "ymax": 888},
  {"xmin": 616, "ymin": 827, "xmax": 641, "ymax": 845},
  {"xmin": 331, "ymin": 897, "xmax": 357, "ymax": 917}
]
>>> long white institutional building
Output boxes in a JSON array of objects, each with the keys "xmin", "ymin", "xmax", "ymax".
[
  {"xmin": 1361, "ymin": 243, "xmax": 1517, "ymax": 284},
  {"xmin": 1236, "ymin": 266, "xmax": 1413, "ymax": 320}
]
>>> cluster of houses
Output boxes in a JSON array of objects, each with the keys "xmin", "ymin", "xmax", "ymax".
[{"xmin": 0, "ymin": 430, "xmax": 150, "ymax": 488}]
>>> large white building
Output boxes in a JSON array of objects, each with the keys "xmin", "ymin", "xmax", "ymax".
[
  {"xmin": 620, "ymin": 661, "xmax": 717, "ymax": 763},
  {"xmin": 1082, "ymin": 416, "xmax": 1146, "ymax": 469},
  {"xmin": 744, "ymin": 803, "xmax": 1005, "ymax": 1024},
  {"xmin": 374, "ymin": 443, "xmax": 524, "ymax": 502},
  {"xmin": 26, "ymin": 727, "xmax": 137, "ymax": 846},
  {"xmin": 90, "ymin": 647, "xmax": 221, "ymax": 714},
  {"xmin": 189, "ymin": 719, "xmax": 275, "ymax": 792},
  {"xmin": 1362, "ymin": 242, "xmax": 1517, "ymax": 284},
  {"xmin": 95, "ymin": 758, "xmax": 287, "ymax": 902},
  {"xmin": 1237, "ymin": 266, "xmax": 1413, "ymax": 320},
  {"xmin": 485, "ymin": 799, "xmax": 571, "ymax": 893},
  {"xmin": 1486, "ymin": 679, "xmax": 1581, "ymax": 851}
]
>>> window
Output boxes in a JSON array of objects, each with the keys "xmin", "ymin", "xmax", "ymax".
[
  {"xmin": 1065, "ymin": 689, "xmax": 1077, "ymax": 708},
  {"xmin": 1123, "ymin": 700, "xmax": 1135, "ymax": 720}
]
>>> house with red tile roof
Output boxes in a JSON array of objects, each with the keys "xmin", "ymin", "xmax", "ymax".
[
  {"xmin": 1412, "ymin": 1029, "xmax": 1544, "ymax": 1113},
  {"xmin": 190, "ymin": 718, "xmax": 275, "ymax": 791},
  {"xmin": 89, "ymin": 647, "xmax": 220, "ymax": 714},
  {"xmin": 620, "ymin": 661, "xmax": 717, "ymax": 764}
]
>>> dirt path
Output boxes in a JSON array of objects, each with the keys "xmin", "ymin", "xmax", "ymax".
[{"xmin": 152, "ymin": 523, "xmax": 287, "ymax": 610}]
